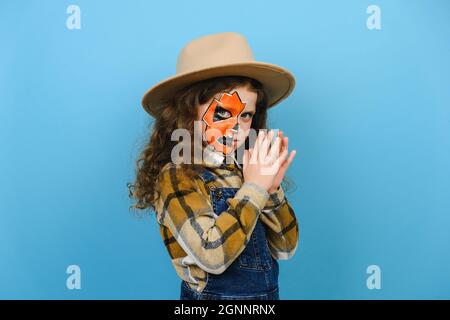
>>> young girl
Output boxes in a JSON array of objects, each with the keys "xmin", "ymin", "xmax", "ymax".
[{"xmin": 129, "ymin": 32, "xmax": 299, "ymax": 300}]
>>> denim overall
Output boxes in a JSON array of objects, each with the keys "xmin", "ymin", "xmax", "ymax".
[{"xmin": 180, "ymin": 169, "xmax": 279, "ymax": 300}]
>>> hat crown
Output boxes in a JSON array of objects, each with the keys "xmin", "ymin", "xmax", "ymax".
[
  {"xmin": 141, "ymin": 32, "xmax": 296, "ymax": 117},
  {"xmin": 176, "ymin": 32, "xmax": 255, "ymax": 74}
]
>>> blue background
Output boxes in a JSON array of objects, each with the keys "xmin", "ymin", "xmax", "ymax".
[{"xmin": 1, "ymin": 0, "xmax": 449, "ymax": 299}]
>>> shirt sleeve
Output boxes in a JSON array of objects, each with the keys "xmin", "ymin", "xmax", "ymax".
[
  {"xmin": 155, "ymin": 164, "xmax": 269, "ymax": 275},
  {"xmin": 259, "ymin": 186, "xmax": 299, "ymax": 260}
]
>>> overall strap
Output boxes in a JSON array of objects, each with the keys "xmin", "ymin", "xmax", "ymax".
[{"xmin": 198, "ymin": 168, "xmax": 217, "ymax": 184}]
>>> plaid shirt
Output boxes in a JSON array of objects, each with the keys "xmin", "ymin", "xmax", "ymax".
[{"xmin": 154, "ymin": 147, "xmax": 299, "ymax": 293}]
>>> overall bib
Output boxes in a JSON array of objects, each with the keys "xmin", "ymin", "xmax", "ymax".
[{"xmin": 180, "ymin": 169, "xmax": 279, "ymax": 300}]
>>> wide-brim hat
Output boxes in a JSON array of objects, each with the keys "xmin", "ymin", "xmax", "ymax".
[{"xmin": 141, "ymin": 32, "xmax": 296, "ymax": 117}]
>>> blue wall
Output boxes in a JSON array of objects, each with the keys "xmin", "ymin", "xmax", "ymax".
[{"xmin": 1, "ymin": 0, "xmax": 449, "ymax": 299}]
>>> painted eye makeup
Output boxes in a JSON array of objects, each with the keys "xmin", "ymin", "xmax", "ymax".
[{"xmin": 213, "ymin": 106, "xmax": 232, "ymax": 121}]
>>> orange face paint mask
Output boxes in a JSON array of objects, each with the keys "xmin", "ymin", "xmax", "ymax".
[{"xmin": 202, "ymin": 91, "xmax": 246, "ymax": 155}]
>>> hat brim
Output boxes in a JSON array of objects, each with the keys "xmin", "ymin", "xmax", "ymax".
[{"xmin": 141, "ymin": 61, "xmax": 296, "ymax": 117}]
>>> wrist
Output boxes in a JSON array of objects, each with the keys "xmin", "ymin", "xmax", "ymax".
[{"xmin": 268, "ymin": 186, "xmax": 280, "ymax": 194}]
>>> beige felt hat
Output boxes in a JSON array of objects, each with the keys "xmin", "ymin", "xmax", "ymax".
[{"xmin": 141, "ymin": 32, "xmax": 296, "ymax": 117}]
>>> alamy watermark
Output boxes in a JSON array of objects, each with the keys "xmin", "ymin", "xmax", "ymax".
[
  {"xmin": 366, "ymin": 265, "xmax": 381, "ymax": 290},
  {"xmin": 366, "ymin": 5, "xmax": 381, "ymax": 30},
  {"xmin": 66, "ymin": 264, "xmax": 81, "ymax": 290},
  {"xmin": 170, "ymin": 122, "xmax": 284, "ymax": 175},
  {"xmin": 66, "ymin": 5, "xmax": 81, "ymax": 30}
]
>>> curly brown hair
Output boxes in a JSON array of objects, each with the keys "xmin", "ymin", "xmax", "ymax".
[{"xmin": 128, "ymin": 75, "xmax": 293, "ymax": 213}]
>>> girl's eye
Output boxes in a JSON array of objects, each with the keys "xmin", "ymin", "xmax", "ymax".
[
  {"xmin": 240, "ymin": 112, "xmax": 254, "ymax": 120},
  {"xmin": 213, "ymin": 106, "xmax": 232, "ymax": 121}
]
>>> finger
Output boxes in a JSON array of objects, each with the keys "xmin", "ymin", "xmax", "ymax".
[
  {"xmin": 267, "ymin": 146, "xmax": 288, "ymax": 176},
  {"xmin": 276, "ymin": 142, "xmax": 288, "ymax": 168},
  {"xmin": 272, "ymin": 150, "xmax": 287, "ymax": 179},
  {"xmin": 263, "ymin": 130, "xmax": 277, "ymax": 165},
  {"xmin": 275, "ymin": 131, "xmax": 283, "ymax": 154},
  {"xmin": 277, "ymin": 136, "xmax": 289, "ymax": 160},
  {"xmin": 286, "ymin": 150, "xmax": 296, "ymax": 166},
  {"xmin": 277, "ymin": 131, "xmax": 284, "ymax": 148},
  {"xmin": 276, "ymin": 145, "xmax": 289, "ymax": 168},
  {"xmin": 279, "ymin": 149, "xmax": 296, "ymax": 174},
  {"xmin": 253, "ymin": 129, "xmax": 267, "ymax": 163},
  {"xmin": 268, "ymin": 136, "xmax": 282, "ymax": 162},
  {"xmin": 283, "ymin": 136, "xmax": 289, "ymax": 153},
  {"xmin": 260, "ymin": 129, "xmax": 274, "ymax": 161},
  {"xmin": 250, "ymin": 132, "xmax": 263, "ymax": 164},
  {"xmin": 270, "ymin": 130, "xmax": 285, "ymax": 161}
]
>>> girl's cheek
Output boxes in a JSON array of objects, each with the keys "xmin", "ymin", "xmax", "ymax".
[{"xmin": 239, "ymin": 120, "xmax": 252, "ymax": 134}]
